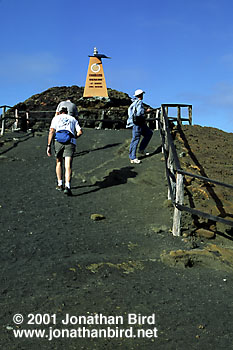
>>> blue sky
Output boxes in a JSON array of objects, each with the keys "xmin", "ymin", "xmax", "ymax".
[{"xmin": 1, "ymin": 0, "xmax": 233, "ymax": 132}]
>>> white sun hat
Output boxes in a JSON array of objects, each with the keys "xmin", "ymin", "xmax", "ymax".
[{"xmin": 134, "ymin": 89, "xmax": 145, "ymax": 96}]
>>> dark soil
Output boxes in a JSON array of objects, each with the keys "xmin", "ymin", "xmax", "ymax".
[{"xmin": 1, "ymin": 127, "xmax": 233, "ymax": 349}]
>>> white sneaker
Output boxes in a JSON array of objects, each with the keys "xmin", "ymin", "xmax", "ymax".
[{"xmin": 130, "ymin": 158, "xmax": 141, "ymax": 164}]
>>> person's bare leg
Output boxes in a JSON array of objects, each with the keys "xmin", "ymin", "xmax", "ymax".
[
  {"xmin": 56, "ymin": 157, "xmax": 63, "ymax": 183},
  {"xmin": 65, "ymin": 157, "xmax": 73, "ymax": 187}
]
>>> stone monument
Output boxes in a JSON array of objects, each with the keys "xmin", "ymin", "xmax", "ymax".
[{"xmin": 83, "ymin": 47, "xmax": 110, "ymax": 98}]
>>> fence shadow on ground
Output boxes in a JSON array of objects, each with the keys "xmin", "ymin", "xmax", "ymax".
[
  {"xmin": 0, "ymin": 132, "xmax": 34, "ymax": 156},
  {"xmin": 73, "ymin": 143, "xmax": 122, "ymax": 158}
]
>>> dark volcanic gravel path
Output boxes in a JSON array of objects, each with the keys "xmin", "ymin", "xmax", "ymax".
[{"xmin": 1, "ymin": 128, "xmax": 233, "ymax": 349}]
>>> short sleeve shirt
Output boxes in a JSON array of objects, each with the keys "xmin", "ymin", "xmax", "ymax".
[
  {"xmin": 56, "ymin": 100, "xmax": 78, "ymax": 117},
  {"xmin": 50, "ymin": 114, "xmax": 81, "ymax": 145}
]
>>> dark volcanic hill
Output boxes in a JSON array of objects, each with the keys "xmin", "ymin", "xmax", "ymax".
[
  {"xmin": 8, "ymin": 86, "xmax": 136, "ymax": 130},
  {"xmin": 20, "ymin": 85, "xmax": 132, "ymax": 111},
  {"xmin": 8, "ymin": 85, "xmax": 153, "ymax": 130}
]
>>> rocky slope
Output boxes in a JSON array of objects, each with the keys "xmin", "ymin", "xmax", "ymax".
[
  {"xmin": 18, "ymin": 85, "xmax": 132, "ymax": 111},
  {"xmin": 174, "ymin": 124, "xmax": 233, "ymax": 235},
  {"xmin": 7, "ymin": 86, "xmax": 152, "ymax": 130}
]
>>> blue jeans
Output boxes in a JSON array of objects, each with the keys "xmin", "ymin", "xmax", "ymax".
[{"xmin": 129, "ymin": 124, "xmax": 153, "ymax": 160}]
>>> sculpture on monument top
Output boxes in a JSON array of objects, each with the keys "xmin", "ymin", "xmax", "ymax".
[{"xmin": 83, "ymin": 47, "xmax": 111, "ymax": 98}]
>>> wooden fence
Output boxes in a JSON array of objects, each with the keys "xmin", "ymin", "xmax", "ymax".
[
  {"xmin": 159, "ymin": 103, "xmax": 233, "ymax": 236},
  {"xmin": 0, "ymin": 106, "xmax": 161, "ymax": 133}
]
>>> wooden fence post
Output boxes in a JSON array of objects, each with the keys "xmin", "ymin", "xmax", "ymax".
[
  {"xmin": 167, "ymin": 148, "xmax": 176, "ymax": 201},
  {"xmin": 167, "ymin": 148, "xmax": 172, "ymax": 200},
  {"xmin": 160, "ymin": 106, "xmax": 164, "ymax": 154},
  {"xmin": 163, "ymin": 108, "xmax": 168, "ymax": 154},
  {"xmin": 12, "ymin": 109, "xmax": 19, "ymax": 131},
  {"xmin": 15, "ymin": 109, "xmax": 19, "ymax": 129},
  {"xmin": 98, "ymin": 110, "xmax": 105, "ymax": 129},
  {"xmin": 188, "ymin": 106, "xmax": 192, "ymax": 125},
  {"xmin": 172, "ymin": 173, "xmax": 184, "ymax": 236},
  {"xmin": 155, "ymin": 109, "xmax": 159, "ymax": 130},
  {"xmin": 177, "ymin": 106, "xmax": 181, "ymax": 124},
  {"xmin": 1, "ymin": 106, "xmax": 6, "ymax": 136},
  {"xmin": 26, "ymin": 112, "xmax": 30, "ymax": 130}
]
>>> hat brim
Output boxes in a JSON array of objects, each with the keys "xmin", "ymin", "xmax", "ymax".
[{"xmin": 134, "ymin": 91, "xmax": 145, "ymax": 96}]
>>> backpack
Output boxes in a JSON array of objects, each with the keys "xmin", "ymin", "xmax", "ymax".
[
  {"xmin": 56, "ymin": 130, "xmax": 72, "ymax": 143},
  {"xmin": 132, "ymin": 101, "xmax": 145, "ymax": 126}
]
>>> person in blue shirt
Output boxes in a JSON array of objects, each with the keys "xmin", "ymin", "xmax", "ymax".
[{"xmin": 126, "ymin": 89, "xmax": 153, "ymax": 164}]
